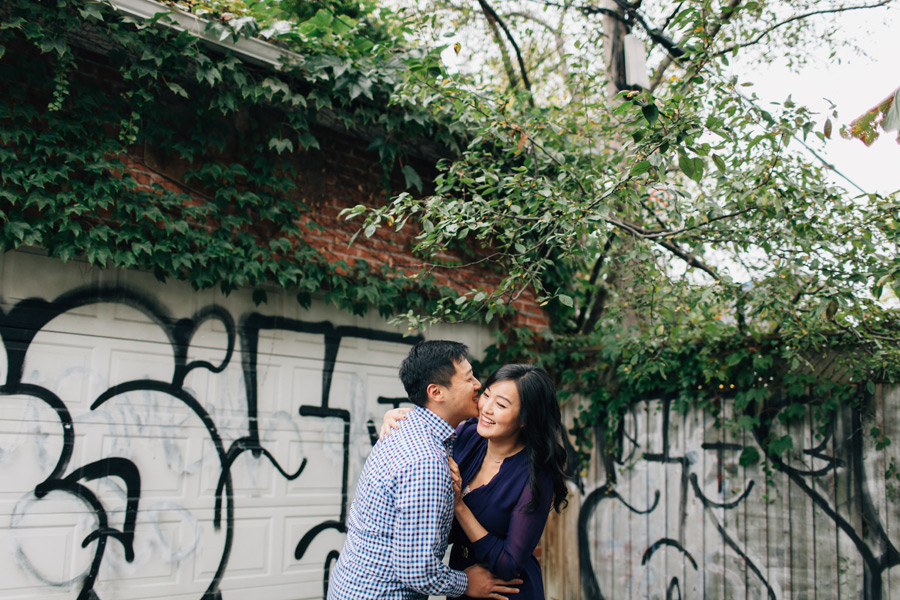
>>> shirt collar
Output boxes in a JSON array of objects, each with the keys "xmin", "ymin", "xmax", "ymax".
[{"xmin": 410, "ymin": 405, "xmax": 456, "ymax": 447}]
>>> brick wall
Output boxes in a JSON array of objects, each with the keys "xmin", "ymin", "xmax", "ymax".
[{"xmin": 64, "ymin": 38, "xmax": 550, "ymax": 331}]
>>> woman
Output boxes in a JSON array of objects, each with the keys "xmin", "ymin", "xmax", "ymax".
[{"xmin": 383, "ymin": 364, "xmax": 568, "ymax": 599}]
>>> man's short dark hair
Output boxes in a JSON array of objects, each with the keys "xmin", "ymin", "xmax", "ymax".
[{"xmin": 399, "ymin": 340, "xmax": 469, "ymax": 406}]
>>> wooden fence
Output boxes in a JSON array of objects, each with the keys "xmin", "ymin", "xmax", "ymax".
[{"xmin": 543, "ymin": 389, "xmax": 900, "ymax": 599}]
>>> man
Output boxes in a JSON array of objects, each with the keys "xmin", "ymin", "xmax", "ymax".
[{"xmin": 327, "ymin": 340, "xmax": 522, "ymax": 599}]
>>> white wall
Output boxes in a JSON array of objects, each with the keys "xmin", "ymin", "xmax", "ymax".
[{"xmin": 0, "ymin": 248, "xmax": 492, "ymax": 600}]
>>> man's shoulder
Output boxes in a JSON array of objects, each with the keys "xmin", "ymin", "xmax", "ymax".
[
  {"xmin": 366, "ymin": 429, "xmax": 445, "ymax": 483},
  {"xmin": 383, "ymin": 421, "xmax": 446, "ymax": 462}
]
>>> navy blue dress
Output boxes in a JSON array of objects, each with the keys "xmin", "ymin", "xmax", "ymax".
[{"xmin": 448, "ymin": 418, "xmax": 553, "ymax": 599}]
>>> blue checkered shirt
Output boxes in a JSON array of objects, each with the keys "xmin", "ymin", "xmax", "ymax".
[{"xmin": 327, "ymin": 406, "xmax": 468, "ymax": 599}]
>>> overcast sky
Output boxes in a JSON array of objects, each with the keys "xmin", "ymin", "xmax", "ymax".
[
  {"xmin": 438, "ymin": 3, "xmax": 899, "ymax": 196},
  {"xmin": 732, "ymin": 4, "xmax": 900, "ymax": 196}
]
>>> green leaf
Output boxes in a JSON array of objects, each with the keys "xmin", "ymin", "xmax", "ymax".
[
  {"xmin": 166, "ymin": 82, "xmax": 188, "ymax": 98},
  {"xmin": 641, "ymin": 103, "xmax": 659, "ymax": 126},
  {"xmin": 712, "ymin": 154, "xmax": 726, "ymax": 172},
  {"xmin": 39, "ymin": 38, "xmax": 67, "ymax": 56},
  {"xmin": 268, "ymin": 138, "xmax": 293, "ymax": 154},
  {"xmin": 735, "ymin": 415, "xmax": 759, "ymax": 431},
  {"xmin": 630, "ymin": 160, "xmax": 651, "ymax": 177},
  {"xmin": 298, "ymin": 132, "xmax": 320, "ymax": 150},
  {"xmin": 401, "ymin": 165, "xmax": 423, "ymax": 192},
  {"xmin": 739, "ymin": 446, "xmax": 760, "ymax": 467},
  {"xmin": 5, "ymin": 221, "xmax": 27, "ymax": 241},
  {"xmin": 690, "ymin": 157, "xmax": 704, "ymax": 181},
  {"xmin": 313, "ymin": 8, "xmax": 333, "ymax": 27},
  {"xmin": 678, "ymin": 152, "xmax": 694, "ymax": 179},
  {"xmin": 252, "ymin": 289, "xmax": 268, "ymax": 305},
  {"xmin": 79, "ymin": 4, "xmax": 105, "ymax": 20},
  {"xmin": 558, "ymin": 294, "xmax": 574, "ymax": 307},
  {"xmin": 768, "ymin": 435, "xmax": 793, "ymax": 456}
]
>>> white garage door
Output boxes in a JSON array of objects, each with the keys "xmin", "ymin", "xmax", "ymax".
[{"xmin": 0, "ymin": 249, "xmax": 490, "ymax": 600}]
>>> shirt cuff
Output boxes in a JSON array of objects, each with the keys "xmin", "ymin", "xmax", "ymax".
[{"xmin": 447, "ymin": 569, "xmax": 468, "ymax": 597}]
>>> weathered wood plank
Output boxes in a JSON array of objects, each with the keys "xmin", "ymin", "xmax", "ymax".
[
  {"xmin": 700, "ymin": 402, "xmax": 724, "ymax": 599},
  {"xmin": 720, "ymin": 396, "xmax": 746, "ymax": 600},
  {"xmin": 809, "ymin": 407, "xmax": 839, "ymax": 600},
  {"xmin": 741, "ymin": 431, "xmax": 769, "ymax": 600},
  {"xmin": 666, "ymin": 401, "xmax": 691, "ymax": 600},
  {"xmin": 788, "ymin": 408, "xmax": 816, "ymax": 600},
  {"xmin": 834, "ymin": 402, "xmax": 862, "ymax": 599},
  {"xmin": 767, "ymin": 417, "xmax": 792, "ymax": 600},
  {"xmin": 882, "ymin": 385, "xmax": 900, "ymax": 600}
]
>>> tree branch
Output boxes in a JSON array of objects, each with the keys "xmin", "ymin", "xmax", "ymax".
[
  {"xmin": 574, "ymin": 234, "xmax": 615, "ymax": 332},
  {"xmin": 656, "ymin": 239, "xmax": 721, "ymax": 281},
  {"xmin": 650, "ymin": 0, "xmax": 742, "ymax": 90},
  {"xmin": 605, "ymin": 217, "xmax": 722, "ymax": 281},
  {"xmin": 661, "ymin": 1, "xmax": 685, "ymax": 32},
  {"xmin": 575, "ymin": 234, "xmax": 617, "ymax": 333},
  {"xmin": 476, "ymin": 0, "xmax": 534, "ymax": 102},
  {"xmin": 716, "ymin": 0, "xmax": 892, "ymax": 56},
  {"xmin": 479, "ymin": 0, "xmax": 520, "ymax": 89},
  {"xmin": 506, "ymin": 10, "xmax": 573, "ymax": 86}
]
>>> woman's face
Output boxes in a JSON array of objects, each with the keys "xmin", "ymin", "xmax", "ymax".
[{"xmin": 476, "ymin": 379, "xmax": 523, "ymax": 443}]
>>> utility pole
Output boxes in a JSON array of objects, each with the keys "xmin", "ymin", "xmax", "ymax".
[
  {"xmin": 600, "ymin": 1, "xmax": 650, "ymax": 331},
  {"xmin": 602, "ymin": 1, "xmax": 650, "ymax": 97},
  {"xmin": 601, "ymin": 0, "xmax": 630, "ymax": 99}
]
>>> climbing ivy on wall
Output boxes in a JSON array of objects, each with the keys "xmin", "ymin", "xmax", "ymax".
[
  {"xmin": 0, "ymin": 0, "xmax": 455, "ymax": 317},
  {"xmin": 3, "ymin": 0, "xmax": 900, "ymax": 472}
]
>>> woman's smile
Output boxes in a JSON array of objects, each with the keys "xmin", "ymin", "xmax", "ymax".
[{"xmin": 475, "ymin": 379, "xmax": 523, "ymax": 441}]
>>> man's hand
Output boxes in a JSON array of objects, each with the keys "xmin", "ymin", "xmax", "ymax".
[{"xmin": 463, "ymin": 564, "xmax": 522, "ymax": 600}]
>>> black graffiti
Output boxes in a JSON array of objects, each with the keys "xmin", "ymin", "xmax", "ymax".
[
  {"xmin": 1, "ymin": 285, "xmax": 421, "ymax": 599},
  {"xmin": 754, "ymin": 400, "xmax": 900, "ymax": 599},
  {"xmin": 577, "ymin": 394, "xmax": 900, "ymax": 600}
]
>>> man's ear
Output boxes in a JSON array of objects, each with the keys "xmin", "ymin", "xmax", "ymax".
[{"xmin": 425, "ymin": 382, "xmax": 443, "ymax": 404}]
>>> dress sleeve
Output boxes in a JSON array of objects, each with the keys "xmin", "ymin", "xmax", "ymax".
[
  {"xmin": 467, "ymin": 472, "xmax": 554, "ymax": 580},
  {"xmin": 392, "ymin": 456, "xmax": 468, "ymax": 597}
]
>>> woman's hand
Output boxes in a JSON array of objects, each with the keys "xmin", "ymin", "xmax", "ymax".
[
  {"xmin": 449, "ymin": 458, "xmax": 463, "ymax": 507},
  {"xmin": 380, "ymin": 407, "xmax": 413, "ymax": 440}
]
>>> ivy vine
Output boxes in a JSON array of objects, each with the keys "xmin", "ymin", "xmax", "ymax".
[{"xmin": 0, "ymin": 0, "xmax": 459, "ymax": 318}]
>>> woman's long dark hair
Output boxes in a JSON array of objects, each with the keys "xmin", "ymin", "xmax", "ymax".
[{"xmin": 482, "ymin": 364, "xmax": 568, "ymax": 513}]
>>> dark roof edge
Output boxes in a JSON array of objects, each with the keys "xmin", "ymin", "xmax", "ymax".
[
  {"xmin": 110, "ymin": 0, "xmax": 302, "ymax": 69},
  {"xmin": 107, "ymin": 0, "xmax": 451, "ymax": 163}
]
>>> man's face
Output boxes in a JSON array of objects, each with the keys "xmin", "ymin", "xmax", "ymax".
[{"xmin": 441, "ymin": 358, "xmax": 481, "ymax": 424}]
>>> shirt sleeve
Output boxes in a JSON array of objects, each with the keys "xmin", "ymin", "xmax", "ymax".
[
  {"xmin": 468, "ymin": 472, "xmax": 554, "ymax": 580},
  {"xmin": 392, "ymin": 455, "xmax": 468, "ymax": 597}
]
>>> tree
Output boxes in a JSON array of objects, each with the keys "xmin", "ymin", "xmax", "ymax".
[
  {"xmin": 3, "ymin": 0, "xmax": 898, "ymax": 458},
  {"xmin": 342, "ymin": 0, "xmax": 900, "ymax": 456}
]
